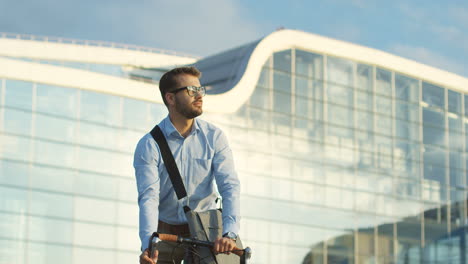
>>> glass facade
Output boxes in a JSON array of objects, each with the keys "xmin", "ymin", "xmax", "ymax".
[
  {"xmin": 0, "ymin": 78, "xmax": 168, "ymax": 264},
  {"xmin": 1, "ymin": 46, "xmax": 467, "ymax": 264},
  {"xmin": 202, "ymin": 49, "xmax": 468, "ymax": 263}
]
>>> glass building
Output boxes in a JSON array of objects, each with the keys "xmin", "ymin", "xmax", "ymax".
[{"xmin": 1, "ymin": 29, "xmax": 468, "ymax": 264}]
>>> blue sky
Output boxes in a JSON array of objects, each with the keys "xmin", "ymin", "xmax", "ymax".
[{"xmin": 1, "ymin": 0, "xmax": 467, "ymax": 77}]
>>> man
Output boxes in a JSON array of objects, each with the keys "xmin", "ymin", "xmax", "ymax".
[{"xmin": 134, "ymin": 67, "xmax": 240, "ymax": 264}]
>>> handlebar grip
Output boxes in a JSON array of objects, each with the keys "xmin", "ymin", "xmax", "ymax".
[
  {"xmin": 231, "ymin": 246, "xmax": 244, "ymax": 257},
  {"xmin": 157, "ymin": 233, "xmax": 178, "ymax": 242}
]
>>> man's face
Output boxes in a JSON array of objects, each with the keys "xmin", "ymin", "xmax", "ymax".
[{"xmin": 171, "ymin": 74, "xmax": 203, "ymax": 119}]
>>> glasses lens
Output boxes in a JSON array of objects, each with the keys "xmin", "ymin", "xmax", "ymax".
[{"xmin": 187, "ymin": 86, "xmax": 206, "ymax": 97}]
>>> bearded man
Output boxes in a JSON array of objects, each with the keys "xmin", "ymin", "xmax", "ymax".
[{"xmin": 134, "ymin": 67, "xmax": 240, "ymax": 264}]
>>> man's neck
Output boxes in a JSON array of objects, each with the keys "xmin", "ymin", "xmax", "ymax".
[{"xmin": 169, "ymin": 113, "xmax": 194, "ymax": 138}]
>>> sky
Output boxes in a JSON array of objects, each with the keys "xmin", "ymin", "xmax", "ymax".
[{"xmin": 0, "ymin": 0, "xmax": 467, "ymax": 77}]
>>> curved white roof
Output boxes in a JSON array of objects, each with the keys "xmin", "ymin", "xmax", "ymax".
[
  {"xmin": 201, "ymin": 29, "xmax": 468, "ymax": 113},
  {"xmin": 0, "ymin": 34, "xmax": 197, "ymax": 68},
  {"xmin": 1, "ymin": 30, "xmax": 467, "ymax": 114}
]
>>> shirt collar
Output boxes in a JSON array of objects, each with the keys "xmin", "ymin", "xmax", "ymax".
[{"xmin": 159, "ymin": 115, "xmax": 200, "ymax": 138}]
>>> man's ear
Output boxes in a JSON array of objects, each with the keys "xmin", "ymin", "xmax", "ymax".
[{"xmin": 165, "ymin": 92, "xmax": 175, "ymax": 106}]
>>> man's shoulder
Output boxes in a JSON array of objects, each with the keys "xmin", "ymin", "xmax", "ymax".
[
  {"xmin": 196, "ymin": 118, "xmax": 223, "ymax": 134},
  {"xmin": 135, "ymin": 133, "xmax": 158, "ymax": 152}
]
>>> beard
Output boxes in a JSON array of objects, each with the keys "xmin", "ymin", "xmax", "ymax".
[{"xmin": 175, "ymin": 97, "xmax": 203, "ymax": 119}]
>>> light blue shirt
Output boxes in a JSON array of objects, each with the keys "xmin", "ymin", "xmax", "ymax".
[{"xmin": 134, "ymin": 116, "xmax": 240, "ymax": 250}]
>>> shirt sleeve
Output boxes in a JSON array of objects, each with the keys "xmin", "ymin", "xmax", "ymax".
[
  {"xmin": 134, "ymin": 136, "xmax": 160, "ymax": 251},
  {"xmin": 212, "ymin": 130, "xmax": 241, "ymax": 236}
]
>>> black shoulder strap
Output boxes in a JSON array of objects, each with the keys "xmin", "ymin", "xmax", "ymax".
[{"xmin": 150, "ymin": 125, "xmax": 187, "ymax": 200}]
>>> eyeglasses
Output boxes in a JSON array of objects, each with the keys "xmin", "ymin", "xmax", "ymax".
[{"xmin": 169, "ymin": 86, "xmax": 206, "ymax": 97}]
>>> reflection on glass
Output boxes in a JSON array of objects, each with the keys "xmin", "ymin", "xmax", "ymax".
[
  {"xmin": 273, "ymin": 71, "xmax": 291, "ymax": 93},
  {"xmin": 0, "ymin": 134, "xmax": 31, "ymax": 162},
  {"xmin": 0, "ymin": 160, "xmax": 29, "ymax": 187},
  {"xmin": 273, "ymin": 91, "xmax": 291, "ymax": 114},
  {"xmin": 257, "ymin": 67, "xmax": 270, "ymax": 88},
  {"xmin": 3, "ymin": 108, "xmax": 31, "ymax": 135},
  {"xmin": 423, "ymin": 82, "xmax": 444, "ymax": 109},
  {"xmin": 29, "ymin": 191, "xmax": 73, "ymax": 218},
  {"xmin": 295, "ymin": 49, "xmax": 323, "ymax": 79},
  {"xmin": 29, "ymin": 216, "xmax": 72, "ymax": 243},
  {"xmin": 327, "ymin": 84, "xmax": 352, "ymax": 107},
  {"xmin": 35, "ymin": 140, "xmax": 75, "ymax": 167},
  {"xmin": 250, "ymin": 87, "xmax": 270, "ymax": 109},
  {"xmin": 376, "ymin": 68, "xmax": 391, "ymax": 96},
  {"xmin": 80, "ymin": 90, "xmax": 121, "ymax": 126},
  {"xmin": 395, "ymin": 74, "xmax": 419, "ymax": 102},
  {"xmin": 448, "ymin": 90, "xmax": 461, "ymax": 114},
  {"xmin": 35, "ymin": 114, "xmax": 76, "ymax": 142},
  {"xmin": 36, "ymin": 84, "xmax": 78, "ymax": 118},
  {"xmin": 357, "ymin": 64, "xmax": 373, "ymax": 92},
  {"xmin": 5, "ymin": 80, "xmax": 32, "ymax": 110},
  {"xmin": 122, "ymin": 98, "xmax": 148, "ymax": 130},
  {"xmin": 273, "ymin": 50, "xmax": 292, "ymax": 73},
  {"xmin": 327, "ymin": 56, "xmax": 353, "ymax": 87},
  {"xmin": 27, "ymin": 243, "xmax": 72, "ymax": 264}
]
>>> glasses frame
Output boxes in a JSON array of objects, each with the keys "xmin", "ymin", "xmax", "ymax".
[{"xmin": 169, "ymin": 86, "xmax": 206, "ymax": 97}]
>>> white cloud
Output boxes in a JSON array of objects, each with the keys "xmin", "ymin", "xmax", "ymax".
[{"xmin": 390, "ymin": 44, "xmax": 466, "ymax": 77}]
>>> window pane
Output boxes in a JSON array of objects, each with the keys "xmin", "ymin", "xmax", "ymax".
[
  {"xmin": 423, "ymin": 108, "xmax": 444, "ymax": 128},
  {"xmin": 5, "ymin": 80, "xmax": 32, "ymax": 110},
  {"xmin": 31, "ymin": 164, "xmax": 74, "ymax": 193},
  {"xmin": 327, "ymin": 57, "xmax": 353, "ymax": 87},
  {"xmin": 74, "ymin": 197, "xmax": 116, "ymax": 224},
  {"xmin": 73, "ymin": 222, "xmax": 115, "ymax": 248},
  {"xmin": 328, "ymin": 104, "xmax": 352, "ymax": 128},
  {"xmin": 29, "ymin": 216, "xmax": 72, "ymax": 244},
  {"xmin": 78, "ymin": 122, "xmax": 118, "ymax": 150},
  {"xmin": 355, "ymin": 89, "xmax": 372, "ymax": 111},
  {"xmin": 29, "ymin": 191, "xmax": 73, "ymax": 218},
  {"xmin": 35, "ymin": 114, "xmax": 76, "ymax": 142},
  {"xmin": 122, "ymin": 98, "xmax": 148, "ymax": 130},
  {"xmin": 375, "ymin": 94, "xmax": 392, "ymax": 116},
  {"xmin": 36, "ymin": 84, "xmax": 78, "ymax": 118},
  {"xmin": 396, "ymin": 101, "xmax": 419, "ymax": 122},
  {"xmin": 295, "ymin": 50, "xmax": 323, "ymax": 79},
  {"xmin": 35, "ymin": 140, "xmax": 75, "ymax": 167},
  {"xmin": 357, "ymin": 64, "xmax": 372, "ymax": 91},
  {"xmin": 376, "ymin": 68, "xmax": 392, "ymax": 96},
  {"xmin": 448, "ymin": 90, "xmax": 461, "ymax": 114},
  {"xmin": 465, "ymin": 94, "xmax": 468, "ymax": 116},
  {"xmin": 273, "ymin": 71, "xmax": 291, "ymax": 93},
  {"xmin": 80, "ymin": 91, "xmax": 121, "ymax": 126},
  {"xmin": 0, "ymin": 160, "xmax": 29, "ymax": 187},
  {"xmin": 28, "ymin": 243, "xmax": 72, "ymax": 264},
  {"xmin": 0, "ymin": 134, "xmax": 31, "ymax": 162},
  {"xmin": 273, "ymin": 91, "xmax": 291, "ymax": 114},
  {"xmin": 3, "ymin": 108, "xmax": 31, "ymax": 135},
  {"xmin": 0, "ymin": 186, "xmax": 27, "ymax": 213},
  {"xmin": 74, "ymin": 171, "xmax": 118, "ymax": 199},
  {"xmin": 257, "ymin": 67, "xmax": 270, "ymax": 88},
  {"xmin": 423, "ymin": 82, "xmax": 444, "ymax": 109},
  {"xmin": 327, "ymin": 84, "xmax": 352, "ymax": 107},
  {"xmin": 250, "ymin": 87, "xmax": 270, "ymax": 109},
  {"xmin": 395, "ymin": 74, "xmax": 419, "ymax": 102},
  {"xmin": 273, "ymin": 50, "xmax": 292, "ymax": 73},
  {"xmin": 148, "ymin": 103, "xmax": 167, "ymax": 126}
]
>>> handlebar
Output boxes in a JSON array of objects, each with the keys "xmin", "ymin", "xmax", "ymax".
[{"xmin": 150, "ymin": 232, "xmax": 252, "ymax": 259}]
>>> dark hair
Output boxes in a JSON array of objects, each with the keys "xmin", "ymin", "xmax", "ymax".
[{"xmin": 159, "ymin": 66, "xmax": 201, "ymax": 106}]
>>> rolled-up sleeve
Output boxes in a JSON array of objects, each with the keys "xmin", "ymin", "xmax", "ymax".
[
  {"xmin": 212, "ymin": 131, "xmax": 240, "ymax": 235},
  {"xmin": 134, "ymin": 135, "xmax": 160, "ymax": 251}
]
